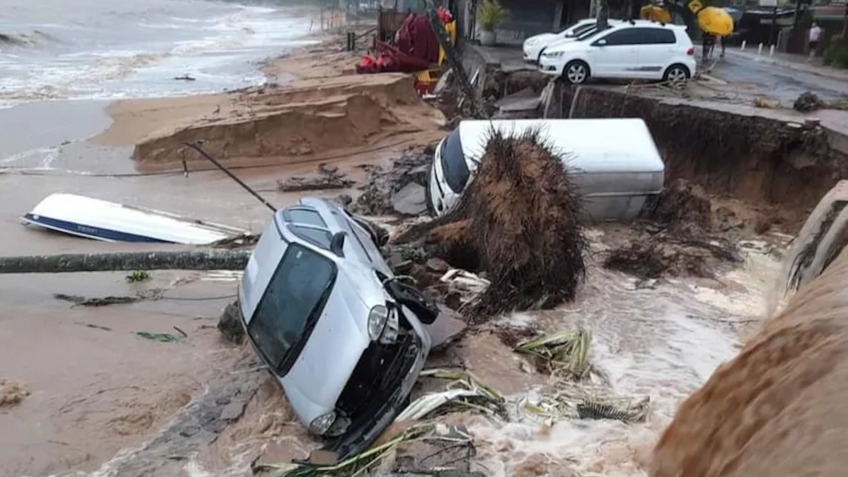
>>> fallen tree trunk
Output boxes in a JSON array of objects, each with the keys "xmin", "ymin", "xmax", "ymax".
[{"xmin": 0, "ymin": 250, "xmax": 251, "ymax": 274}]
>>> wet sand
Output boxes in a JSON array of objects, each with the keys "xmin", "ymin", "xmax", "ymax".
[{"xmin": 0, "ymin": 27, "xmax": 445, "ymax": 476}]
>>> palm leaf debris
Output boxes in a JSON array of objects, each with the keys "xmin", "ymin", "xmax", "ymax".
[{"xmin": 516, "ymin": 329, "xmax": 592, "ymax": 379}]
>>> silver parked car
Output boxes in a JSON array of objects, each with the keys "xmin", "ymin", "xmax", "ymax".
[{"xmin": 238, "ymin": 197, "xmax": 437, "ymax": 459}]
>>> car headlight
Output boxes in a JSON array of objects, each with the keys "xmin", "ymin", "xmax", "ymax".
[
  {"xmin": 309, "ymin": 411, "xmax": 337, "ymax": 435},
  {"xmin": 367, "ymin": 305, "xmax": 389, "ymax": 341},
  {"xmin": 544, "ymin": 51, "xmax": 564, "ymax": 58},
  {"xmin": 379, "ymin": 306, "xmax": 400, "ymax": 344}
]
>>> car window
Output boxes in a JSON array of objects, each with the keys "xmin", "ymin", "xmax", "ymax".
[
  {"xmin": 568, "ymin": 23, "xmax": 594, "ymax": 37},
  {"xmin": 576, "ymin": 25, "xmax": 610, "ymax": 41},
  {"xmin": 440, "ymin": 128, "xmax": 470, "ymax": 193},
  {"xmin": 282, "ymin": 208, "xmax": 326, "ymax": 227},
  {"xmin": 598, "ymin": 28, "xmax": 656, "ymax": 46},
  {"xmin": 288, "ymin": 224, "xmax": 332, "ymax": 249},
  {"xmin": 247, "ymin": 243, "xmax": 336, "ymax": 374},
  {"xmin": 651, "ymin": 28, "xmax": 677, "ymax": 44}
]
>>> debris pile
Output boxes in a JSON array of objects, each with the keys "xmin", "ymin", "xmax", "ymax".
[
  {"xmin": 277, "ymin": 164, "xmax": 355, "ymax": 192},
  {"xmin": 793, "ymin": 91, "xmax": 826, "ymax": 112},
  {"xmin": 515, "ymin": 329, "xmax": 592, "ymax": 380},
  {"xmin": 351, "ymin": 151, "xmax": 432, "ymax": 216},
  {"xmin": 604, "ymin": 179, "xmax": 743, "ymax": 280},
  {"xmin": 397, "ymin": 130, "xmax": 587, "ymax": 316},
  {"xmin": 0, "ymin": 379, "xmax": 29, "ymax": 407}
]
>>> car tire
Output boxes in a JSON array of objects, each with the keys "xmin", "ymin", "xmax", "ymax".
[
  {"xmin": 563, "ymin": 60, "xmax": 590, "ymax": 85},
  {"xmin": 663, "ymin": 64, "xmax": 690, "ymax": 87}
]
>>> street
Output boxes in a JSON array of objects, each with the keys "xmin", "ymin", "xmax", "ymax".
[{"xmin": 709, "ymin": 51, "xmax": 848, "ymax": 105}]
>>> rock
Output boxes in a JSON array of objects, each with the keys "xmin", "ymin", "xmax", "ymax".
[
  {"xmin": 426, "ymin": 258, "xmax": 449, "ymax": 273},
  {"xmin": 391, "ymin": 183, "xmax": 428, "ymax": 216},
  {"xmin": 219, "ymin": 400, "xmax": 246, "ymax": 421},
  {"xmin": 217, "ymin": 301, "xmax": 244, "ymax": 344}
]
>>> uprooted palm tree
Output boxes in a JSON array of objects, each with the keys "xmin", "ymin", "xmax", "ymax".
[{"xmin": 396, "ymin": 129, "xmax": 588, "ymax": 318}]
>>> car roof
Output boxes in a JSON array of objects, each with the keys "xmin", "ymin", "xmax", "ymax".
[{"xmin": 456, "ymin": 119, "xmax": 665, "ymax": 173}]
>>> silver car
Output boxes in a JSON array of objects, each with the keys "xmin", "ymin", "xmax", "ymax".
[{"xmin": 238, "ymin": 197, "xmax": 436, "ymax": 459}]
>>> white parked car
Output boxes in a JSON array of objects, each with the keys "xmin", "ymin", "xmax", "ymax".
[
  {"xmin": 538, "ymin": 20, "xmax": 696, "ymax": 85},
  {"xmin": 523, "ymin": 18, "xmax": 622, "ymax": 63}
]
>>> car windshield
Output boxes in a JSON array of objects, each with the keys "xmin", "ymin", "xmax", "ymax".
[
  {"xmin": 576, "ymin": 24, "xmax": 612, "ymax": 41},
  {"xmin": 439, "ymin": 128, "xmax": 470, "ymax": 193},
  {"xmin": 566, "ymin": 23, "xmax": 594, "ymax": 37},
  {"xmin": 247, "ymin": 243, "xmax": 336, "ymax": 375}
]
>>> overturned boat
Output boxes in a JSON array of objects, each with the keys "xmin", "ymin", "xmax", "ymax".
[{"xmin": 22, "ymin": 193, "xmax": 248, "ymax": 245}]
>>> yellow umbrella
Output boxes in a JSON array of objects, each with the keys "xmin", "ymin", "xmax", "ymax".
[
  {"xmin": 697, "ymin": 6, "xmax": 734, "ymax": 36},
  {"xmin": 640, "ymin": 4, "xmax": 672, "ymax": 23}
]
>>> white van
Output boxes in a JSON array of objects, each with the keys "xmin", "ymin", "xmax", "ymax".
[{"xmin": 426, "ymin": 119, "xmax": 665, "ymax": 222}]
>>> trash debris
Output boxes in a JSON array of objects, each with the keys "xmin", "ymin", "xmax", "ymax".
[
  {"xmin": 439, "ymin": 269, "xmax": 490, "ymax": 307},
  {"xmin": 352, "ymin": 152, "xmax": 432, "ymax": 216},
  {"xmin": 0, "ymin": 379, "xmax": 30, "ymax": 408},
  {"xmin": 398, "ymin": 129, "xmax": 588, "ymax": 317},
  {"xmin": 53, "ymin": 289, "xmax": 164, "ymax": 307},
  {"xmin": 793, "ymin": 91, "xmax": 826, "ymax": 112},
  {"xmin": 515, "ymin": 329, "xmax": 592, "ymax": 380},
  {"xmin": 398, "ymin": 369, "xmax": 507, "ymax": 421},
  {"xmin": 576, "ymin": 397, "xmax": 650, "ymax": 422},
  {"xmin": 280, "ymin": 424, "xmax": 434, "ymax": 477},
  {"xmin": 277, "ymin": 164, "xmax": 355, "ymax": 192},
  {"xmin": 22, "ymin": 193, "xmax": 250, "ymax": 245},
  {"xmin": 135, "ymin": 332, "xmax": 181, "ymax": 343},
  {"xmin": 752, "ymin": 97, "xmax": 779, "ymax": 109}
]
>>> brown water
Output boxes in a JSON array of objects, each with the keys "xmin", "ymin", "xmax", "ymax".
[
  {"xmin": 0, "ymin": 98, "xmax": 394, "ymax": 476},
  {"xmin": 463, "ymin": 234, "xmax": 783, "ymax": 477}
]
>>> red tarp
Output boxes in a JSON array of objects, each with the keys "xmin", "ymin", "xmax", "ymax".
[{"xmin": 357, "ymin": 12, "xmax": 448, "ymax": 74}]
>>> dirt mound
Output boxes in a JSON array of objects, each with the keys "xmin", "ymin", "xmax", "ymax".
[
  {"xmin": 651, "ymin": 246, "xmax": 848, "ymax": 477},
  {"xmin": 398, "ymin": 129, "xmax": 587, "ymax": 317},
  {"xmin": 604, "ymin": 179, "xmax": 743, "ymax": 280},
  {"xmin": 0, "ymin": 379, "xmax": 29, "ymax": 407},
  {"xmin": 643, "ymin": 179, "xmax": 712, "ymax": 231},
  {"xmin": 102, "ymin": 74, "xmax": 443, "ymax": 168}
]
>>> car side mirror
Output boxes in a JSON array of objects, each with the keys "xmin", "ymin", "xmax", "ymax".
[
  {"xmin": 330, "ymin": 231, "xmax": 346, "ymax": 257},
  {"xmin": 596, "ymin": 39, "xmax": 607, "ymax": 46}
]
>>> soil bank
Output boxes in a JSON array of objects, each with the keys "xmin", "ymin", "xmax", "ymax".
[{"xmin": 553, "ymin": 85, "xmax": 848, "ymax": 231}]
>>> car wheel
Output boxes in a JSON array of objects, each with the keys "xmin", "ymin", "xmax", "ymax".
[
  {"xmin": 563, "ymin": 61, "xmax": 590, "ymax": 85},
  {"xmin": 663, "ymin": 64, "xmax": 690, "ymax": 87}
]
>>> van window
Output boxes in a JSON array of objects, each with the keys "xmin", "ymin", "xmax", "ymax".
[{"xmin": 440, "ymin": 128, "xmax": 470, "ymax": 193}]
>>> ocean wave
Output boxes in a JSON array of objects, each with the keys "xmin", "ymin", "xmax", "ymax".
[{"xmin": 0, "ymin": 30, "xmax": 58, "ymax": 48}]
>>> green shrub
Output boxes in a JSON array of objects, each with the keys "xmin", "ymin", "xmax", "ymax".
[
  {"xmin": 824, "ymin": 42, "xmax": 848, "ymax": 69},
  {"xmin": 477, "ymin": 0, "xmax": 509, "ymax": 32}
]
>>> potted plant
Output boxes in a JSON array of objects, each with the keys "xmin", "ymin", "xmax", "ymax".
[{"xmin": 477, "ymin": 0, "xmax": 509, "ymax": 46}]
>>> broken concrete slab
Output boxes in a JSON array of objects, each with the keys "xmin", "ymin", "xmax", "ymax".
[
  {"xmin": 277, "ymin": 163, "xmax": 355, "ymax": 192},
  {"xmin": 392, "ymin": 183, "xmax": 428, "ymax": 216},
  {"xmin": 426, "ymin": 307, "xmax": 467, "ymax": 351}
]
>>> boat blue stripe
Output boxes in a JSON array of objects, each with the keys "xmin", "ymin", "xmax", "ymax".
[{"xmin": 24, "ymin": 214, "xmax": 171, "ymax": 243}]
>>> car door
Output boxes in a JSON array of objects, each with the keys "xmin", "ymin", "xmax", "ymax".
[
  {"xmin": 589, "ymin": 28, "xmax": 642, "ymax": 78},
  {"xmin": 638, "ymin": 27, "xmax": 678, "ymax": 79}
]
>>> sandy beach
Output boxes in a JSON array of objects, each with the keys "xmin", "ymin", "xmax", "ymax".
[{"xmin": 0, "ymin": 8, "xmax": 448, "ymax": 475}]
